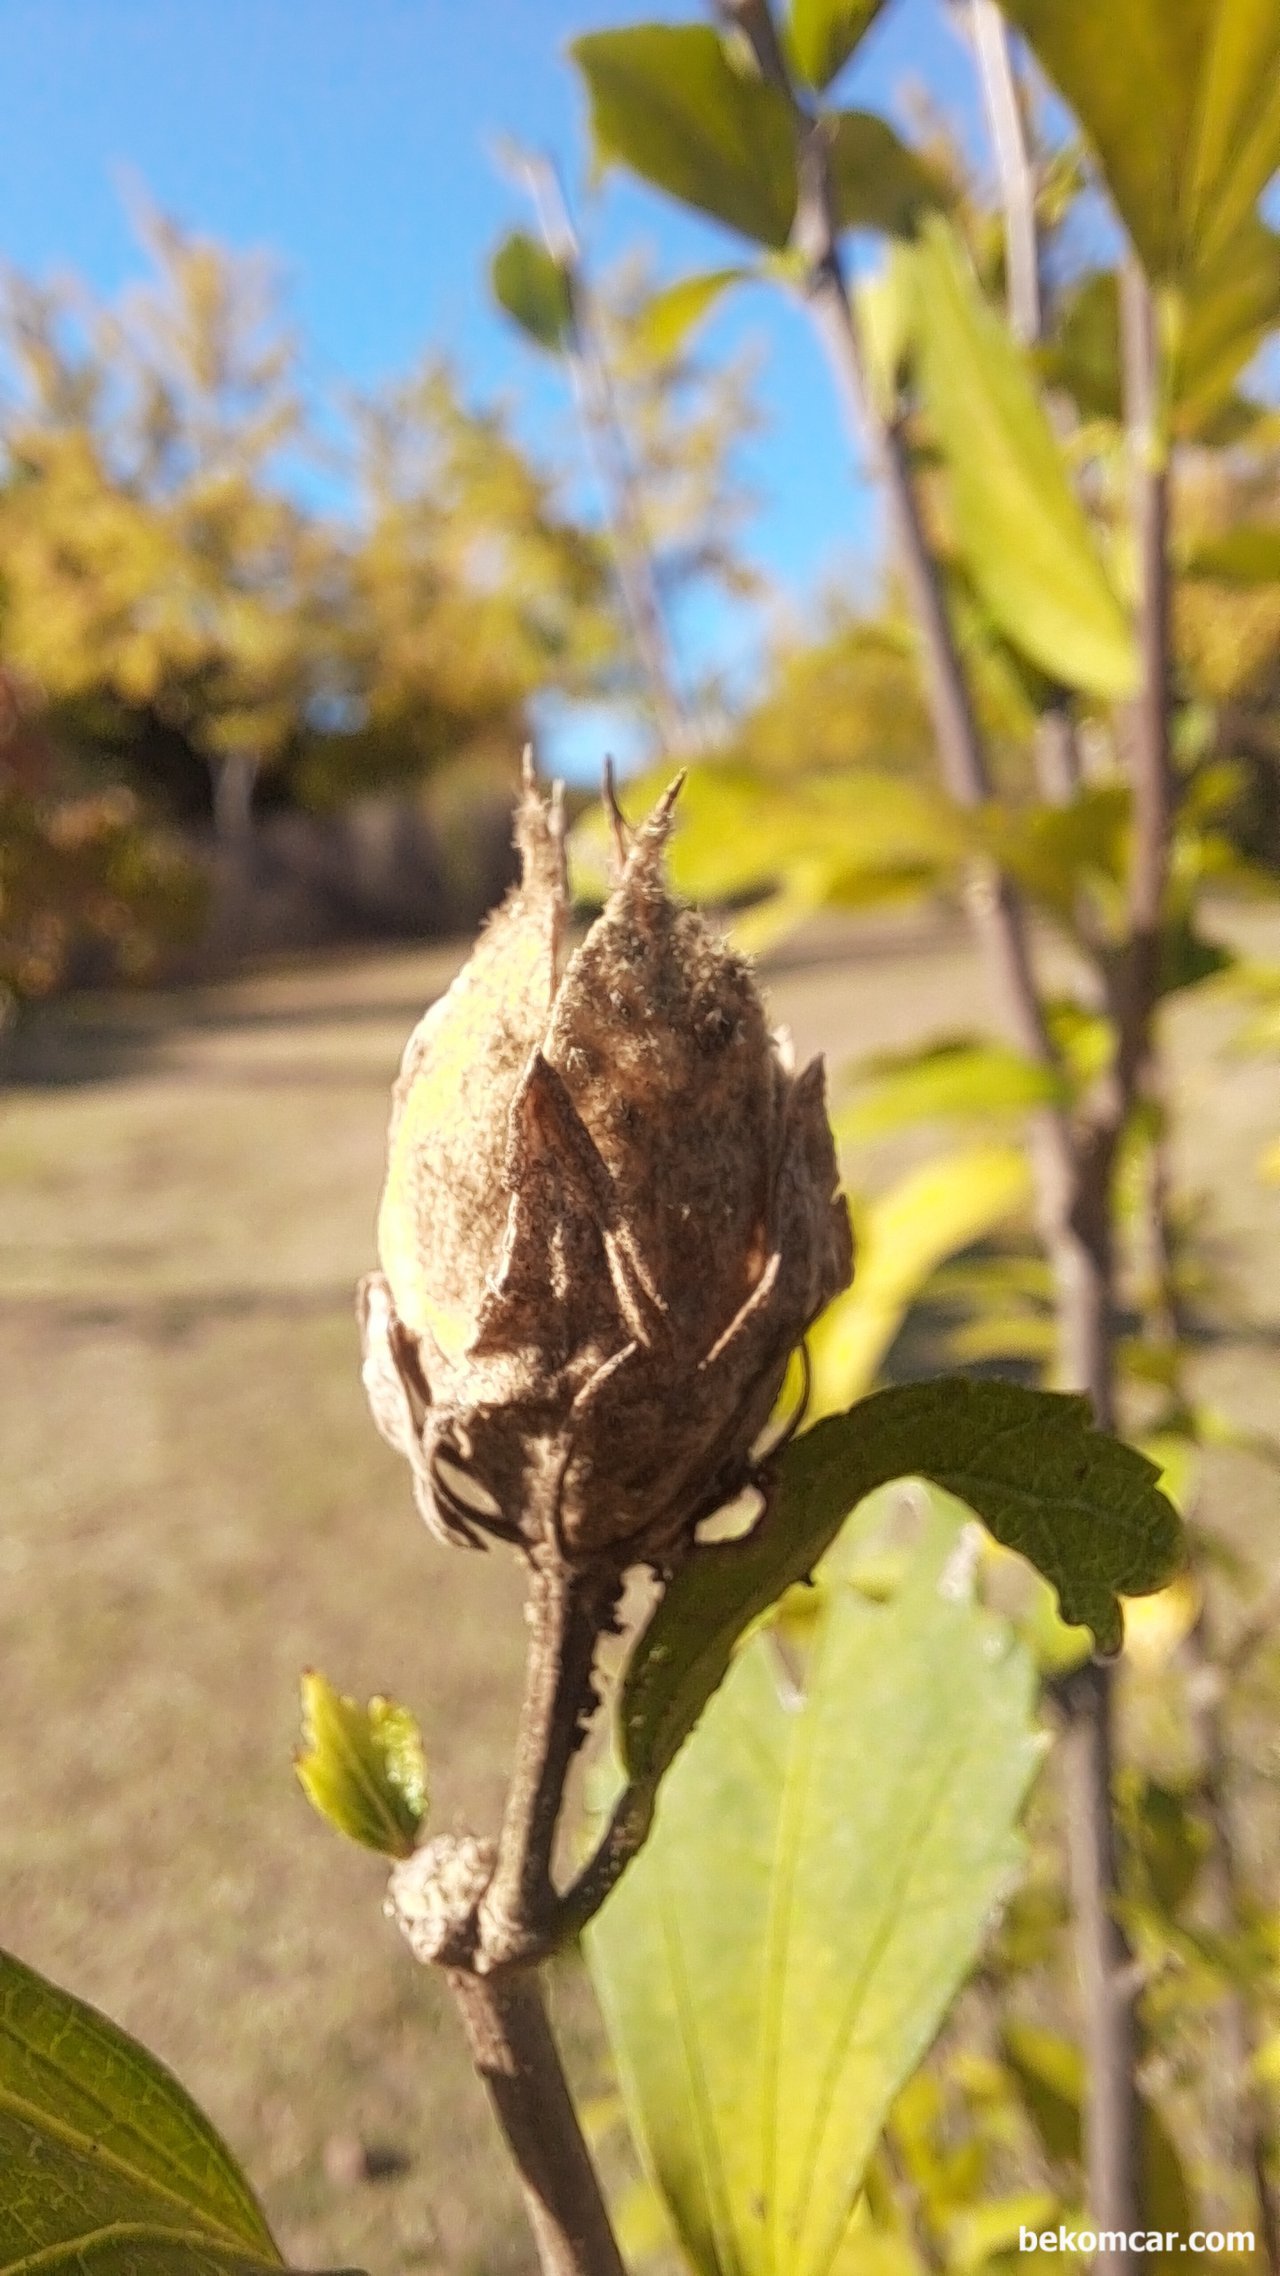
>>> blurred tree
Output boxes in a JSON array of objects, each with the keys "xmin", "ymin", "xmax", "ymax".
[
  {"xmin": 0, "ymin": 665, "xmax": 200, "ymax": 1012},
  {"xmin": 0, "ymin": 215, "xmax": 322, "ymax": 858},
  {"xmin": 0, "ymin": 204, "xmax": 628, "ymax": 962},
  {"xmin": 297, "ymin": 359, "xmax": 613, "ymax": 810}
]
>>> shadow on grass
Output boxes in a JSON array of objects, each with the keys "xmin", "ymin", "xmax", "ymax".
[{"xmin": 1, "ymin": 978, "xmax": 448, "ymax": 1091}]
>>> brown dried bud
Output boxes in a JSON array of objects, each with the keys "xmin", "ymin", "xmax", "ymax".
[{"xmin": 359, "ymin": 764, "xmax": 852, "ymax": 1569}]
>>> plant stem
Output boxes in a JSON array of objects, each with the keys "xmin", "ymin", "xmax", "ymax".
[
  {"xmin": 747, "ymin": 19, "xmax": 1067, "ymax": 1090},
  {"xmin": 966, "ymin": 2, "xmax": 1086, "ymax": 817},
  {"xmin": 1136, "ymin": 1094, "xmax": 1276, "ymax": 2243},
  {"xmin": 448, "ymin": 1963, "xmax": 627, "ymax": 2276},
  {"xmin": 1033, "ymin": 696, "xmax": 1084, "ymax": 804},
  {"xmin": 1117, "ymin": 258, "xmax": 1174, "ymax": 1103},
  {"xmin": 521, "ymin": 154, "xmax": 691, "ymax": 757},
  {"xmin": 480, "ymin": 1561, "xmax": 610, "ymax": 1964},
  {"xmin": 388, "ymin": 1555, "xmax": 626, "ymax": 2276},
  {"xmin": 722, "ymin": 0, "xmax": 1119, "ymax": 1419},
  {"xmin": 1187, "ymin": 1613, "xmax": 1280, "ymax": 2260},
  {"xmin": 1058, "ymin": 1658, "xmax": 1140, "ymax": 2261},
  {"xmin": 1047, "ymin": 252, "xmax": 1178, "ymax": 2273},
  {"xmin": 718, "ymin": 7, "xmax": 1152, "ymax": 2256},
  {"xmin": 969, "ymin": 0, "xmax": 1041, "ymax": 343}
]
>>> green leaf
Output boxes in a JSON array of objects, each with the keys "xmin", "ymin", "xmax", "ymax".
[
  {"xmin": 1003, "ymin": 0, "xmax": 1280, "ymax": 285},
  {"xmin": 912, "ymin": 221, "xmax": 1135, "ymax": 699},
  {"xmin": 632, "ymin": 267, "xmax": 749, "ymax": 360},
  {"xmin": 1174, "ymin": 217, "xmax": 1280, "ymax": 435},
  {"xmin": 1043, "ymin": 221, "xmax": 1280, "ymax": 438},
  {"xmin": 295, "ymin": 1670, "xmax": 427, "ymax": 1858},
  {"xmin": 945, "ymin": 1312, "xmax": 1058, "ymax": 1368},
  {"xmin": 1040, "ymin": 268, "xmax": 1122, "ymax": 424},
  {"xmin": 840, "ymin": 1038, "xmax": 1065, "ymax": 1142},
  {"xmin": 620, "ymin": 1379, "xmax": 1182, "ymax": 1786},
  {"xmin": 809, "ymin": 1145, "xmax": 1032, "ymax": 1414},
  {"xmin": 830, "ymin": 2199, "xmax": 930, "ymax": 2276},
  {"xmin": 726, "ymin": 855, "xmax": 941, "ymax": 957},
  {"xmin": 786, "ymin": 0, "xmax": 887, "ymax": 93},
  {"xmin": 826, "ymin": 111, "xmax": 944, "ymax": 237},
  {"xmin": 570, "ymin": 761, "xmax": 961, "ymax": 911},
  {"xmin": 491, "ymin": 231, "xmax": 574, "ymax": 353},
  {"xmin": 1046, "ymin": 996, "xmax": 1113, "ymax": 1088},
  {"xmin": 981, "ymin": 786, "xmax": 1131, "ymax": 919},
  {"xmin": 1158, "ymin": 916, "xmax": 1236, "ymax": 998},
  {"xmin": 1000, "ymin": 2023, "xmax": 1194, "ymax": 2254},
  {"xmin": 1000, "ymin": 2022, "xmax": 1082, "ymax": 2168},
  {"xmin": 0, "ymin": 1946, "xmax": 361, "ymax": 2274},
  {"xmin": 1129, "ymin": 1780, "xmax": 1209, "ymax": 1917},
  {"xmin": 856, "ymin": 243, "xmax": 919, "ymax": 415},
  {"xmin": 572, "ymin": 26, "xmax": 798, "ymax": 249},
  {"xmin": 1185, "ymin": 520, "xmax": 1280, "ymax": 586},
  {"xmin": 589, "ymin": 1505, "xmax": 1041, "ymax": 2276},
  {"xmin": 946, "ymin": 2194, "xmax": 1058, "ymax": 2275}
]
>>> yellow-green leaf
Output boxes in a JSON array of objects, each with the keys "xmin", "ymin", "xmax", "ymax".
[
  {"xmin": 786, "ymin": 0, "xmax": 888, "ymax": 93},
  {"xmin": 295, "ymin": 1670, "xmax": 426, "ymax": 1858},
  {"xmin": 1001, "ymin": 2022, "xmax": 1194, "ymax": 2255},
  {"xmin": 839, "ymin": 1038, "xmax": 1065, "ymax": 1142},
  {"xmin": 590, "ymin": 1504, "xmax": 1041, "ymax": 2276},
  {"xmin": 1043, "ymin": 220, "xmax": 1280, "ymax": 439},
  {"xmin": 1004, "ymin": 0, "xmax": 1280, "ymax": 285},
  {"xmin": 1174, "ymin": 217, "xmax": 1280, "ymax": 434},
  {"xmin": 572, "ymin": 25, "xmax": 798, "ymax": 249},
  {"xmin": 1185, "ymin": 520, "xmax": 1280, "ymax": 587},
  {"xmin": 570, "ymin": 761, "xmax": 960, "ymax": 915},
  {"xmin": 633, "ymin": 267, "xmax": 749, "ymax": 360},
  {"xmin": 810, "ymin": 1144, "xmax": 1031, "ymax": 1414},
  {"xmin": 913, "ymin": 220, "xmax": 1135, "ymax": 699},
  {"xmin": 856, "ymin": 243, "xmax": 919, "ymax": 416},
  {"xmin": 979, "ymin": 785, "xmax": 1130, "ymax": 919}
]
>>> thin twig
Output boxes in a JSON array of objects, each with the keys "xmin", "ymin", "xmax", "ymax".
[
  {"xmin": 966, "ymin": 2, "xmax": 1084, "ymax": 815},
  {"xmin": 1046, "ymin": 250, "xmax": 1180, "ymax": 2271},
  {"xmin": 1115, "ymin": 258, "xmax": 1175, "ymax": 1112},
  {"xmin": 968, "ymin": 0, "xmax": 1040, "ymax": 343},
  {"xmin": 388, "ymin": 1551, "xmax": 628, "ymax": 2276},
  {"xmin": 1139, "ymin": 1147, "xmax": 1279, "ymax": 2249},
  {"xmin": 480, "ymin": 1559, "xmax": 614, "ymax": 1964},
  {"xmin": 1185, "ymin": 1611, "xmax": 1280, "ymax": 2261},
  {"xmin": 448, "ymin": 1964, "xmax": 627, "ymax": 2276},
  {"xmin": 722, "ymin": 2, "xmax": 1065, "ymax": 1077},
  {"xmin": 520, "ymin": 152, "xmax": 692, "ymax": 756},
  {"xmin": 717, "ymin": 5, "xmax": 1144, "ymax": 2255},
  {"xmin": 1058, "ymin": 1658, "xmax": 1140, "ymax": 2258},
  {"xmin": 719, "ymin": 0, "xmax": 1119, "ymax": 1411}
]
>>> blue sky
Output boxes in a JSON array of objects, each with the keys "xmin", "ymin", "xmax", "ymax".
[{"xmin": 0, "ymin": 0, "xmax": 985, "ymax": 766}]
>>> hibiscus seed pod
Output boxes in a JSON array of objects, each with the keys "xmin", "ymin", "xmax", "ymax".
[{"xmin": 358, "ymin": 760, "xmax": 853, "ymax": 1570}]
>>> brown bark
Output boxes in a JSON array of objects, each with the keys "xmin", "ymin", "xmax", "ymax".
[{"xmin": 448, "ymin": 1965, "xmax": 627, "ymax": 2276}]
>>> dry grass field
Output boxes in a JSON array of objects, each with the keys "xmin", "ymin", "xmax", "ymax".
[{"xmin": 2, "ymin": 904, "xmax": 1279, "ymax": 2272}]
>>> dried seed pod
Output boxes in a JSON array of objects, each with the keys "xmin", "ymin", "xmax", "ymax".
[{"xmin": 359, "ymin": 763, "xmax": 852, "ymax": 1568}]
